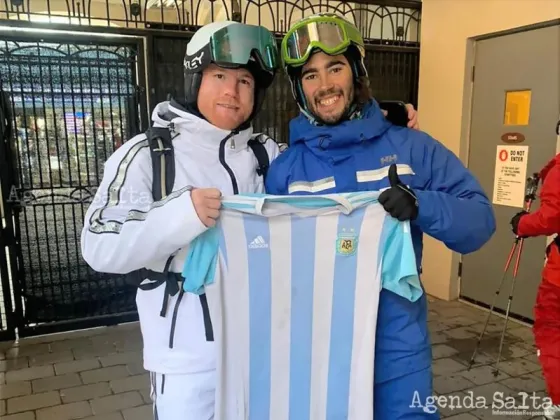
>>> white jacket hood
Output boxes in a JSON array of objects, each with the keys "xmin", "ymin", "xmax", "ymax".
[{"xmin": 150, "ymin": 99, "xmax": 255, "ymax": 150}]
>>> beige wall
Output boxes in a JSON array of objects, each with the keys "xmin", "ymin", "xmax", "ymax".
[{"xmin": 417, "ymin": 0, "xmax": 560, "ymax": 301}]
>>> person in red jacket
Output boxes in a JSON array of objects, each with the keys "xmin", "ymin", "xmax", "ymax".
[{"xmin": 511, "ymin": 152, "xmax": 560, "ymax": 417}]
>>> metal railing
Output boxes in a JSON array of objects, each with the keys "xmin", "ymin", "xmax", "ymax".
[{"xmin": 0, "ymin": 0, "xmax": 421, "ymax": 43}]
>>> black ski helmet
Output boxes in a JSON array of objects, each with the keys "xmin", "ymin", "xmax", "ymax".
[{"xmin": 183, "ymin": 21, "xmax": 279, "ymax": 127}]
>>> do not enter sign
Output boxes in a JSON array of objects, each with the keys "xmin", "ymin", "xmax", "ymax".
[{"xmin": 493, "ymin": 145, "xmax": 529, "ymax": 208}]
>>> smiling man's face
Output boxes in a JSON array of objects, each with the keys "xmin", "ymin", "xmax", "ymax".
[
  {"xmin": 300, "ymin": 51, "xmax": 354, "ymax": 124},
  {"xmin": 197, "ymin": 63, "xmax": 255, "ymax": 130}
]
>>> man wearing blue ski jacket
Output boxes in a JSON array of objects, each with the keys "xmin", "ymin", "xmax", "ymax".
[{"xmin": 266, "ymin": 13, "xmax": 496, "ymax": 419}]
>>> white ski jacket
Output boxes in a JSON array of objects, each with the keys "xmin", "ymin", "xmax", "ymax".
[{"xmin": 81, "ymin": 100, "xmax": 280, "ymax": 374}]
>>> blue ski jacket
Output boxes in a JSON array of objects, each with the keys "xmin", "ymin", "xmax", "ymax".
[{"xmin": 265, "ymin": 99, "xmax": 496, "ymax": 383}]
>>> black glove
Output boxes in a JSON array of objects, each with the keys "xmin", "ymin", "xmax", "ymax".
[
  {"xmin": 379, "ymin": 164, "xmax": 419, "ymax": 221},
  {"xmin": 510, "ymin": 211, "xmax": 528, "ymax": 236}
]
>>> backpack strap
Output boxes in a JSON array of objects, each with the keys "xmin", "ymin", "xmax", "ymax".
[
  {"xmin": 145, "ymin": 126, "xmax": 214, "ymax": 343},
  {"xmin": 146, "ymin": 127, "xmax": 175, "ymax": 201},
  {"xmin": 125, "ymin": 126, "xmax": 177, "ymax": 311},
  {"xmin": 248, "ymin": 134, "xmax": 270, "ymax": 182}
]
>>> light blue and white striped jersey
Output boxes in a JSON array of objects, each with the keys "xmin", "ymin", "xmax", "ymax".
[{"xmin": 182, "ymin": 192, "xmax": 422, "ymax": 420}]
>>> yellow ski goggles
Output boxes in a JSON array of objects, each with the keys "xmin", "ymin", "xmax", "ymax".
[{"xmin": 281, "ymin": 14, "xmax": 364, "ymax": 67}]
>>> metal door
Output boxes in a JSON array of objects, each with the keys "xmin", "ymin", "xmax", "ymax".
[
  {"xmin": 460, "ymin": 22, "xmax": 560, "ymax": 322},
  {"xmin": 0, "ymin": 82, "xmax": 16, "ymax": 341},
  {"xmin": 0, "ymin": 33, "xmax": 148, "ymax": 337}
]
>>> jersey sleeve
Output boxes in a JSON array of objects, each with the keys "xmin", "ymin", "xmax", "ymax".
[
  {"xmin": 380, "ymin": 217, "xmax": 423, "ymax": 302},
  {"xmin": 182, "ymin": 227, "xmax": 220, "ymax": 295}
]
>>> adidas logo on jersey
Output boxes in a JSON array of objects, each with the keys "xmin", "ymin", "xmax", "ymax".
[{"xmin": 248, "ymin": 235, "xmax": 268, "ymax": 249}]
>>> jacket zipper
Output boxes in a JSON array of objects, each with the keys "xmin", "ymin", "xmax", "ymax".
[
  {"xmin": 198, "ymin": 130, "xmax": 240, "ymax": 344},
  {"xmin": 219, "ymin": 131, "xmax": 239, "ymax": 194}
]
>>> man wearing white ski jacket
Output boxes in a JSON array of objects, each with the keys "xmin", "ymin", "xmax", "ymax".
[{"xmin": 81, "ymin": 21, "xmax": 281, "ymax": 419}]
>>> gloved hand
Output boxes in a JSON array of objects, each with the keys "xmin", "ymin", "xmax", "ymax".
[
  {"xmin": 510, "ymin": 210, "xmax": 528, "ymax": 237},
  {"xmin": 379, "ymin": 164, "xmax": 419, "ymax": 221}
]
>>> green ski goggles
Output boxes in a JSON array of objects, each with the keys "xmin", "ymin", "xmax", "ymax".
[
  {"xmin": 209, "ymin": 24, "xmax": 279, "ymax": 72},
  {"xmin": 281, "ymin": 15, "xmax": 364, "ymax": 67}
]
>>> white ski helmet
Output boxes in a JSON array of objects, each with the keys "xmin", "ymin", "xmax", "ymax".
[{"xmin": 183, "ymin": 21, "xmax": 279, "ymax": 125}]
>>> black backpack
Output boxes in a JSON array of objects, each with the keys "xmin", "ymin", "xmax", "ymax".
[{"xmin": 125, "ymin": 126, "xmax": 271, "ymax": 344}]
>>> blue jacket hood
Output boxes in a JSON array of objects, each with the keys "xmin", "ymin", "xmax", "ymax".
[{"xmin": 289, "ymin": 99, "xmax": 393, "ymax": 152}]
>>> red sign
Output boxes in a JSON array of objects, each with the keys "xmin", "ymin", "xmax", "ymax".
[{"xmin": 499, "ymin": 150, "xmax": 509, "ymax": 161}]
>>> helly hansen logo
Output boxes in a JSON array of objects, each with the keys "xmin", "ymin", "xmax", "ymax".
[
  {"xmin": 380, "ymin": 154, "xmax": 397, "ymax": 165},
  {"xmin": 248, "ymin": 235, "xmax": 268, "ymax": 249}
]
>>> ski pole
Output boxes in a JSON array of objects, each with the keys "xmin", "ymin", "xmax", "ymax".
[
  {"xmin": 467, "ymin": 238, "xmax": 518, "ymax": 370},
  {"xmin": 467, "ymin": 173, "xmax": 540, "ymax": 372}
]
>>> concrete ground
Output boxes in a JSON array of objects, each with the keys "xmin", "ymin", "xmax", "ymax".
[{"xmin": 0, "ymin": 296, "xmax": 548, "ymax": 420}]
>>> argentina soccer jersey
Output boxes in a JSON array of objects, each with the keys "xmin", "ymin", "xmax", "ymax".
[{"xmin": 182, "ymin": 191, "xmax": 423, "ymax": 419}]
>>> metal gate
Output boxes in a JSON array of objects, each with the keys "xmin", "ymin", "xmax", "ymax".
[
  {"xmin": 0, "ymin": 82, "xmax": 16, "ymax": 341},
  {"xmin": 0, "ymin": 33, "xmax": 148, "ymax": 337}
]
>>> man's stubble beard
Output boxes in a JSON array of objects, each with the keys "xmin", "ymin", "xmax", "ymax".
[{"xmin": 309, "ymin": 83, "xmax": 355, "ymax": 126}]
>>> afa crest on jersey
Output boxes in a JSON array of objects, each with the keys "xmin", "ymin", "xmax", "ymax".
[{"xmin": 336, "ymin": 230, "xmax": 358, "ymax": 256}]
